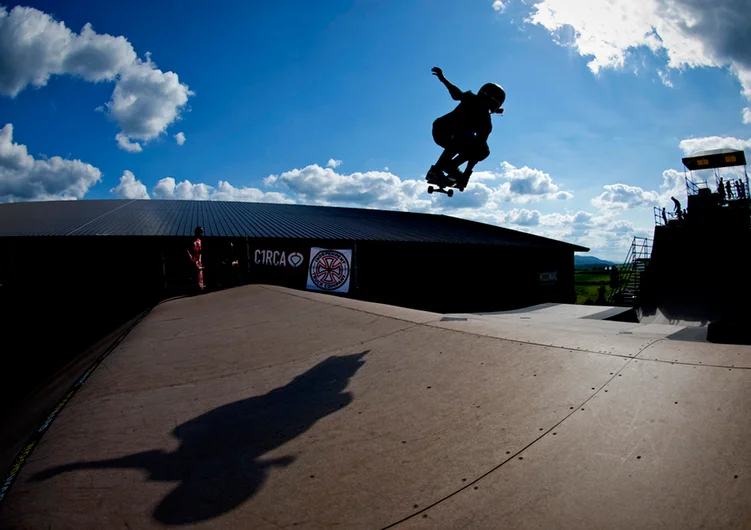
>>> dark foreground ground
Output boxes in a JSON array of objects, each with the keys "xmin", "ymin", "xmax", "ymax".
[{"xmin": 2, "ymin": 284, "xmax": 750, "ymax": 529}]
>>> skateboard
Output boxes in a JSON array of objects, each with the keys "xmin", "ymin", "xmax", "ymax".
[{"xmin": 426, "ymin": 163, "xmax": 465, "ymax": 197}]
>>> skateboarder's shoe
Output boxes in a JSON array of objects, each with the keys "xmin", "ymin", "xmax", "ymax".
[
  {"xmin": 457, "ymin": 169, "xmax": 473, "ymax": 189},
  {"xmin": 427, "ymin": 165, "xmax": 443, "ymax": 181}
]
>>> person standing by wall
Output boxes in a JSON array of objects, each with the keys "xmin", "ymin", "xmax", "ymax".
[
  {"xmin": 188, "ymin": 226, "xmax": 206, "ymax": 292},
  {"xmin": 218, "ymin": 240, "xmax": 241, "ymax": 290}
]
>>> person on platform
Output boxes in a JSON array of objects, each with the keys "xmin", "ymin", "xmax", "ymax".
[
  {"xmin": 671, "ymin": 197, "xmax": 683, "ymax": 220},
  {"xmin": 735, "ymin": 180, "xmax": 745, "ymax": 200}
]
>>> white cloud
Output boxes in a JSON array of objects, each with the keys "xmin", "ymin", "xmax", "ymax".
[
  {"xmin": 105, "ymin": 54, "xmax": 193, "ymax": 147},
  {"xmin": 469, "ymin": 162, "xmax": 574, "ymax": 204},
  {"xmin": 263, "ymin": 164, "xmax": 430, "ymax": 211},
  {"xmin": 516, "ymin": 0, "xmax": 751, "ymax": 123},
  {"xmin": 591, "ymin": 183, "xmax": 661, "ymax": 210},
  {"xmin": 678, "ymin": 136, "xmax": 751, "ymax": 155},
  {"xmin": 326, "ymin": 158, "xmax": 342, "ymax": 168},
  {"xmin": 492, "ymin": 0, "xmax": 508, "ymax": 13},
  {"xmin": 498, "ymin": 161, "xmax": 574, "ymax": 201},
  {"xmin": 151, "ymin": 177, "xmax": 177, "ymax": 199},
  {"xmin": 607, "ymin": 219, "xmax": 636, "ymax": 234},
  {"xmin": 657, "ymin": 69, "xmax": 673, "ymax": 88},
  {"xmin": 0, "ymin": 123, "xmax": 101, "ymax": 202},
  {"xmin": 174, "ymin": 132, "xmax": 186, "ymax": 146},
  {"xmin": 110, "ymin": 170, "xmax": 149, "ymax": 199},
  {"xmin": 659, "ymin": 168, "xmax": 687, "ymax": 200},
  {"xmin": 116, "ymin": 133, "xmax": 142, "ymax": 153},
  {"xmin": 152, "ymin": 177, "xmax": 211, "ymax": 200},
  {"xmin": 455, "ymin": 206, "xmax": 638, "ymax": 258},
  {"xmin": 0, "ymin": 5, "xmax": 193, "ymax": 151},
  {"xmin": 210, "ymin": 181, "xmax": 295, "ymax": 203},
  {"xmin": 0, "ymin": 7, "xmax": 134, "ymax": 96},
  {"xmin": 151, "ymin": 176, "xmax": 294, "ymax": 203},
  {"xmin": 505, "ymin": 208, "xmax": 540, "ymax": 226}
]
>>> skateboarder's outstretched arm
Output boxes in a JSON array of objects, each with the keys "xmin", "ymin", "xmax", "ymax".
[{"xmin": 432, "ymin": 67, "xmax": 463, "ymax": 101}]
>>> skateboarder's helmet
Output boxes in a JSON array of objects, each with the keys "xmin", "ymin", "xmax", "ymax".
[{"xmin": 479, "ymin": 83, "xmax": 505, "ymax": 113}]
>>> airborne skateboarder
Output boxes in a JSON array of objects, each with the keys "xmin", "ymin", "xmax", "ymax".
[{"xmin": 429, "ymin": 66, "xmax": 506, "ymax": 189}]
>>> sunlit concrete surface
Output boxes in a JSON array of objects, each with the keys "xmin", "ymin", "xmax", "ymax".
[{"xmin": 2, "ymin": 284, "xmax": 751, "ymax": 529}]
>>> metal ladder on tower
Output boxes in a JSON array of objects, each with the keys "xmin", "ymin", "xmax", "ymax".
[{"xmin": 608, "ymin": 237, "xmax": 653, "ymax": 306}]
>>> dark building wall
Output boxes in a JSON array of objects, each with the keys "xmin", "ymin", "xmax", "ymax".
[
  {"xmin": 233, "ymin": 238, "xmax": 575, "ymax": 313},
  {"xmin": 0, "ymin": 235, "xmax": 576, "ymax": 416},
  {"xmin": 0, "ymin": 236, "xmax": 169, "ymax": 419},
  {"xmin": 645, "ymin": 208, "xmax": 751, "ymax": 322},
  {"xmin": 354, "ymin": 241, "xmax": 574, "ymax": 313}
]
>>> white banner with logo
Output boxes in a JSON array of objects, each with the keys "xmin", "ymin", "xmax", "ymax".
[{"xmin": 307, "ymin": 248, "xmax": 352, "ymax": 293}]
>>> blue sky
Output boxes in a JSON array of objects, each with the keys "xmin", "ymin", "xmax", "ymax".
[{"xmin": 1, "ymin": 0, "xmax": 750, "ymax": 260}]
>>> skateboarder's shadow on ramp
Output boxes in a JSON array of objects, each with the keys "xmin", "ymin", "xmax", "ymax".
[{"xmin": 30, "ymin": 351, "xmax": 368, "ymax": 526}]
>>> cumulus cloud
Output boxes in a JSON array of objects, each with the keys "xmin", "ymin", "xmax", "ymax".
[
  {"xmin": 678, "ymin": 136, "xmax": 751, "ymax": 155},
  {"xmin": 174, "ymin": 132, "xmax": 186, "ymax": 146},
  {"xmin": 0, "ymin": 5, "xmax": 193, "ymax": 151},
  {"xmin": 116, "ymin": 133, "xmax": 142, "ymax": 153},
  {"xmin": 110, "ymin": 170, "xmax": 149, "ymax": 199},
  {"xmin": 591, "ymin": 183, "xmax": 661, "ymax": 210},
  {"xmin": 515, "ymin": 0, "xmax": 751, "ymax": 122},
  {"xmin": 607, "ymin": 219, "xmax": 636, "ymax": 234},
  {"xmin": 500, "ymin": 162, "xmax": 573, "ymax": 200},
  {"xmin": 105, "ymin": 54, "xmax": 192, "ymax": 147},
  {"xmin": 469, "ymin": 162, "xmax": 574, "ymax": 204},
  {"xmin": 0, "ymin": 123, "xmax": 101, "ymax": 202},
  {"xmin": 326, "ymin": 158, "xmax": 342, "ymax": 168},
  {"xmin": 261, "ymin": 160, "xmax": 572, "ymax": 213},
  {"xmin": 504, "ymin": 208, "xmax": 540, "ymax": 226},
  {"xmin": 152, "ymin": 177, "xmax": 211, "ymax": 200},
  {"xmin": 456, "ymin": 205, "xmax": 637, "ymax": 257},
  {"xmin": 537, "ymin": 210, "xmax": 635, "ymax": 258},
  {"xmin": 151, "ymin": 176, "xmax": 293, "ymax": 203},
  {"xmin": 263, "ymin": 164, "xmax": 430, "ymax": 211}
]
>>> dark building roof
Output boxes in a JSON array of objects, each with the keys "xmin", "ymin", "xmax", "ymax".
[
  {"xmin": 0, "ymin": 199, "xmax": 588, "ymax": 251},
  {"xmin": 682, "ymin": 148, "xmax": 747, "ymax": 171}
]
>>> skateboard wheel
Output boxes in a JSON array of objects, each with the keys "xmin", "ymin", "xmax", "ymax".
[
  {"xmin": 447, "ymin": 189, "xmax": 454, "ymax": 197},
  {"xmin": 428, "ymin": 186, "xmax": 434, "ymax": 194}
]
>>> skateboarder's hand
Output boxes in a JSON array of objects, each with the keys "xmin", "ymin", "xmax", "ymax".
[{"xmin": 431, "ymin": 67, "xmax": 444, "ymax": 80}]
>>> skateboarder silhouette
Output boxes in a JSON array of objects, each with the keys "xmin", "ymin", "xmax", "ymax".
[{"xmin": 428, "ymin": 66, "xmax": 505, "ymax": 191}]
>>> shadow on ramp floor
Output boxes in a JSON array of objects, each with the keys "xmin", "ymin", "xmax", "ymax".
[{"xmin": 28, "ymin": 351, "xmax": 368, "ymax": 525}]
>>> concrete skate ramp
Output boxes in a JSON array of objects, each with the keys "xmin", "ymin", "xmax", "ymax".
[{"xmin": 3, "ymin": 285, "xmax": 751, "ymax": 529}]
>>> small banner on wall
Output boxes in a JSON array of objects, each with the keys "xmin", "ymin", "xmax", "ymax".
[
  {"xmin": 539, "ymin": 271, "xmax": 558, "ymax": 284},
  {"xmin": 307, "ymin": 248, "xmax": 352, "ymax": 293}
]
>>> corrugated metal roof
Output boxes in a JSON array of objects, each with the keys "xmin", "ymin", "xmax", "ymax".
[{"xmin": 0, "ymin": 199, "xmax": 589, "ymax": 250}]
